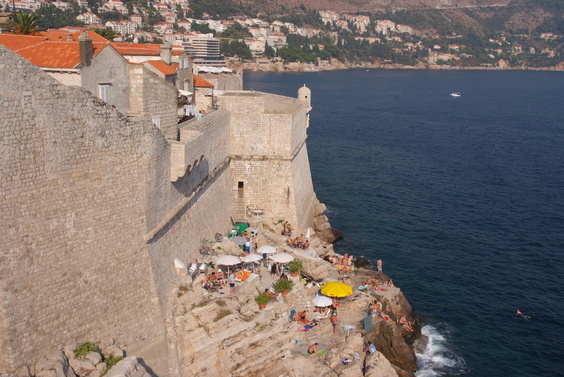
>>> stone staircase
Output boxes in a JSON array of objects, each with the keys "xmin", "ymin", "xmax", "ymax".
[{"xmin": 234, "ymin": 196, "xmax": 246, "ymax": 219}]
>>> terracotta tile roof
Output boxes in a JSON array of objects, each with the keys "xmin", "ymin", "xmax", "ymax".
[
  {"xmin": 193, "ymin": 74, "xmax": 213, "ymax": 88},
  {"xmin": 0, "ymin": 33, "xmax": 107, "ymax": 69},
  {"xmin": 0, "ymin": 34, "xmax": 45, "ymax": 51},
  {"xmin": 111, "ymin": 42, "xmax": 161, "ymax": 56},
  {"xmin": 43, "ymin": 29, "xmax": 109, "ymax": 42},
  {"xmin": 17, "ymin": 41, "xmax": 107, "ymax": 68},
  {"xmin": 147, "ymin": 60, "xmax": 176, "ymax": 76}
]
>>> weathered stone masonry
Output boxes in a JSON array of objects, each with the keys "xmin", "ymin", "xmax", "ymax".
[{"xmin": 0, "ymin": 46, "xmax": 317, "ymax": 376}]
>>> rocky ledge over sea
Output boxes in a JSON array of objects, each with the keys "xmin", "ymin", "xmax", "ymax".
[{"xmin": 6, "ymin": 205, "xmax": 425, "ymax": 377}]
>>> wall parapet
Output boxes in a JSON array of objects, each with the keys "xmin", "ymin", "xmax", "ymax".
[{"xmin": 171, "ymin": 109, "xmax": 230, "ymax": 182}]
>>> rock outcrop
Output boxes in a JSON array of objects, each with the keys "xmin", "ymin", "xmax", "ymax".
[
  {"xmin": 313, "ymin": 198, "xmax": 343, "ymax": 243},
  {"xmin": 7, "ymin": 225, "xmax": 422, "ymax": 377}
]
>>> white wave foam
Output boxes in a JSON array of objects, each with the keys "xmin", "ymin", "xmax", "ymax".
[{"xmin": 416, "ymin": 324, "xmax": 467, "ymax": 377}]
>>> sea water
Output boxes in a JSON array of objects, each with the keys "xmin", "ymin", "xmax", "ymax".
[{"xmin": 244, "ymin": 69, "xmax": 564, "ymax": 377}]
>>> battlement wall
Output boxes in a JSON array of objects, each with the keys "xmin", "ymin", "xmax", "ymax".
[
  {"xmin": 218, "ymin": 91, "xmax": 315, "ymax": 231},
  {"xmin": 0, "ymin": 47, "xmax": 315, "ymax": 375},
  {"xmin": 0, "ymin": 47, "xmax": 234, "ymax": 375},
  {"xmin": 0, "ymin": 47, "xmax": 168, "ymax": 371}
]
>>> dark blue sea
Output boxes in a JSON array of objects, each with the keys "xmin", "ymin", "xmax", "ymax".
[{"xmin": 244, "ymin": 69, "xmax": 564, "ymax": 377}]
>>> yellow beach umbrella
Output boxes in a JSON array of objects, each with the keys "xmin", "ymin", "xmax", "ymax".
[{"xmin": 320, "ymin": 281, "xmax": 353, "ymax": 298}]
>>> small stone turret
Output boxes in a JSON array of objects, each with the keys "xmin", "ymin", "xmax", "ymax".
[
  {"xmin": 297, "ymin": 84, "xmax": 312, "ymax": 113},
  {"xmin": 298, "ymin": 84, "xmax": 312, "ymax": 128}
]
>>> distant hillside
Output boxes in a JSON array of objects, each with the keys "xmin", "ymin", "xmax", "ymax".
[
  {"xmin": 214, "ymin": 0, "xmax": 562, "ymax": 35},
  {"xmin": 239, "ymin": 0, "xmax": 514, "ymax": 14}
]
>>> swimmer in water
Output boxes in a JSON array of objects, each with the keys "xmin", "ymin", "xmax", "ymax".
[{"xmin": 516, "ymin": 309, "xmax": 531, "ymax": 320}]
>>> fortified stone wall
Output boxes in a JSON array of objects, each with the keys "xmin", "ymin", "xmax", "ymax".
[
  {"xmin": 141, "ymin": 68, "xmax": 178, "ymax": 141},
  {"xmin": 219, "ymin": 91, "xmax": 315, "ymax": 231},
  {"xmin": 146, "ymin": 109, "xmax": 233, "ymax": 312},
  {"xmin": 0, "ymin": 47, "xmax": 167, "ymax": 372},
  {"xmin": 0, "ymin": 47, "xmax": 235, "ymax": 375},
  {"xmin": 0, "ymin": 46, "xmax": 318, "ymax": 376},
  {"xmin": 290, "ymin": 146, "xmax": 316, "ymax": 232}
]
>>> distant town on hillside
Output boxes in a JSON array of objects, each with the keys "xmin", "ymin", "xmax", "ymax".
[{"xmin": 2, "ymin": 0, "xmax": 562, "ymax": 69}]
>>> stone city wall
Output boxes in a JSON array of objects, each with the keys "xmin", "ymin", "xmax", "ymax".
[
  {"xmin": 0, "ymin": 46, "xmax": 318, "ymax": 375},
  {"xmin": 0, "ymin": 47, "xmax": 166, "ymax": 372},
  {"xmin": 219, "ymin": 91, "xmax": 315, "ymax": 231},
  {"xmin": 0, "ymin": 47, "xmax": 234, "ymax": 375},
  {"xmin": 146, "ymin": 109, "xmax": 234, "ymax": 315}
]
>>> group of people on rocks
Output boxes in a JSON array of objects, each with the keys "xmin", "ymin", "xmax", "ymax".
[
  {"xmin": 368, "ymin": 300, "xmax": 414, "ymax": 332},
  {"xmin": 202, "ymin": 271, "xmax": 227, "ymax": 291},
  {"xmin": 362, "ymin": 277, "xmax": 394, "ymax": 290},
  {"xmin": 324, "ymin": 253, "xmax": 355, "ymax": 274},
  {"xmin": 270, "ymin": 262, "xmax": 289, "ymax": 281},
  {"xmin": 287, "ymin": 234, "xmax": 310, "ymax": 249},
  {"xmin": 282, "ymin": 221, "xmax": 293, "ymax": 236}
]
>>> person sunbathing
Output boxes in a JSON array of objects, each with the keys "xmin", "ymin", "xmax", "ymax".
[
  {"xmin": 369, "ymin": 301, "xmax": 381, "ymax": 315},
  {"xmin": 264, "ymin": 289, "xmax": 278, "ymax": 302},
  {"xmin": 307, "ymin": 343, "xmax": 319, "ymax": 356},
  {"xmin": 399, "ymin": 316, "xmax": 414, "ymax": 332},
  {"xmin": 380, "ymin": 312, "xmax": 395, "ymax": 324},
  {"xmin": 296, "ymin": 310, "xmax": 309, "ymax": 325}
]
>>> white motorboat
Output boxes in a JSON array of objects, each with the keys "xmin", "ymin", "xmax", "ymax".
[{"xmin": 450, "ymin": 92, "xmax": 461, "ymax": 97}]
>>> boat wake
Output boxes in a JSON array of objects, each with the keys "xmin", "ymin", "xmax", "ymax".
[{"xmin": 416, "ymin": 324, "xmax": 467, "ymax": 377}]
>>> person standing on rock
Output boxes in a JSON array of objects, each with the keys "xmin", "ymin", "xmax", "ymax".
[
  {"xmin": 364, "ymin": 341, "xmax": 377, "ymax": 356},
  {"xmin": 229, "ymin": 270, "xmax": 236, "ymax": 296},
  {"xmin": 377, "ymin": 259, "xmax": 383, "ymax": 273},
  {"xmin": 331, "ymin": 311, "xmax": 338, "ymax": 335},
  {"xmin": 271, "ymin": 262, "xmax": 279, "ymax": 280}
]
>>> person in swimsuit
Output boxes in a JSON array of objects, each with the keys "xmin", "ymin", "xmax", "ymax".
[
  {"xmin": 331, "ymin": 311, "xmax": 338, "ymax": 334},
  {"xmin": 307, "ymin": 343, "xmax": 319, "ymax": 356},
  {"xmin": 516, "ymin": 309, "xmax": 531, "ymax": 320}
]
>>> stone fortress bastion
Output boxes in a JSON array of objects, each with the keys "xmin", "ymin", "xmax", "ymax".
[{"xmin": 0, "ymin": 46, "xmax": 321, "ymax": 376}]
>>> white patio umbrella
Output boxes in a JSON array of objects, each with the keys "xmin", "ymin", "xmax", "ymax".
[
  {"xmin": 216, "ymin": 255, "xmax": 241, "ymax": 274},
  {"xmin": 242, "ymin": 254, "xmax": 263, "ymax": 263},
  {"xmin": 242, "ymin": 253, "xmax": 263, "ymax": 272},
  {"xmin": 312, "ymin": 295, "xmax": 333, "ymax": 307},
  {"xmin": 305, "ymin": 227, "xmax": 312, "ymax": 238},
  {"xmin": 258, "ymin": 245, "xmax": 277, "ymax": 255},
  {"xmin": 270, "ymin": 253, "xmax": 294, "ymax": 263}
]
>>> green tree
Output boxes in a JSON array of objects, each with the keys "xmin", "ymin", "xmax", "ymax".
[
  {"xmin": 264, "ymin": 42, "xmax": 275, "ymax": 58},
  {"xmin": 93, "ymin": 27, "xmax": 116, "ymax": 41},
  {"xmin": 9, "ymin": 11, "xmax": 39, "ymax": 34},
  {"xmin": 191, "ymin": 21, "xmax": 213, "ymax": 34}
]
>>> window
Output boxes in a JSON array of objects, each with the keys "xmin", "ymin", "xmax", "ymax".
[
  {"xmin": 98, "ymin": 83, "xmax": 111, "ymax": 103},
  {"xmin": 184, "ymin": 79, "xmax": 190, "ymax": 91},
  {"xmin": 152, "ymin": 117, "xmax": 161, "ymax": 129}
]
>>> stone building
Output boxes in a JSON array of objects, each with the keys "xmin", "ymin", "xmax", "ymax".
[{"xmin": 0, "ymin": 44, "xmax": 316, "ymax": 376}]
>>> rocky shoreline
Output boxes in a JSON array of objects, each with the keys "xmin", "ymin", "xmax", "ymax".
[
  {"xmin": 10, "ymin": 207, "xmax": 425, "ymax": 377},
  {"xmin": 232, "ymin": 58, "xmax": 564, "ymax": 73},
  {"xmin": 162, "ymin": 200, "xmax": 425, "ymax": 377}
]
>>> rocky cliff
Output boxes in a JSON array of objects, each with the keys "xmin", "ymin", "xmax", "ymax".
[{"xmin": 8, "ymin": 219, "xmax": 423, "ymax": 377}]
